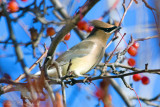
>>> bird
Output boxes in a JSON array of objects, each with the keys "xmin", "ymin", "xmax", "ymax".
[{"xmin": 35, "ymin": 20, "xmax": 121, "ymax": 78}]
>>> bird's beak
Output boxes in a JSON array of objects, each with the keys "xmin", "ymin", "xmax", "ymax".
[
  {"xmin": 116, "ymin": 26, "xmax": 121, "ymax": 31},
  {"xmin": 109, "ymin": 26, "xmax": 121, "ymax": 33}
]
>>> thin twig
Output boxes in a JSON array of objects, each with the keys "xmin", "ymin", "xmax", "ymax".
[
  {"xmin": 48, "ymin": 68, "xmax": 160, "ymax": 85},
  {"xmin": 51, "ymin": 61, "xmax": 66, "ymax": 107},
  {"xmin": 109, "ymin": 77, "xmax": 132, "ymax": 107},
  {"xmin": 135, "ymin": 35, "xmax": 159, "ymax": 41},
  {"xmin": 101, "ymin": 0, "xmax": 120, "ymax": 19},
  {"xmin": 1, "ymin": 44, "xmax": 47, "ymax": 96},
  {"xmin": 131, "ymin": 94, "xmax": 160, "ymax": 101},
  {"xmin": 105, "ymin": 36, "xmax": 119, "ymax": 49},
  {"xmin": 2, "ymin": 3, "xmax": 29, "ymax": 76},
  {"xmin": 131, "ymin": 94, "xmax": 160, "ymax": 107},
  {"xmin": 101, "ymin": 33, "xmax": 126, "ymax": 75},
  {"xmin": 121, "ymin": 77, "xmax": 132, "ymax": 90},
  {"xmin": 15, "ymin": 44, "xmax": 48, "ymax": 82},
  {"xmin": 51, "ymin": 0, "xmax": 87, "ymax": 40},
  {"xmin": 1, "ymin": 68, "xmax": 160, "ymax": 95},
  {"xmin": 142, "ymin": 0, "xmax": 156, "ymax": 10},
  {"xmin": 44, "ymin": 80, "xmax": 55, "ymax": 105},
  {"xmin": 119, "ymin": 0, "xmax": 134, "ymax": 26}
]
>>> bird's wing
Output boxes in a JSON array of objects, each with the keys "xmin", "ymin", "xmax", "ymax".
[
  {"xmin": 56, "ymin": 40, "xmax": 95, "ymax": 65},
  {"xmin": 89, "ymin": 47, "xmax": 105, "ymax": 70}
]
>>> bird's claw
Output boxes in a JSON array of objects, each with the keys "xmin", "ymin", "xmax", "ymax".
[
  {"xmin": 61, "ymin": 74, "xmax": 74, "ymax": 80},
  {"xmin": 83, "ymin": 76, "xmax": 92, "ymax": 84},
  {"xmin": 69, "ymin": 78, "xmax": 76, "ymax": 85}
]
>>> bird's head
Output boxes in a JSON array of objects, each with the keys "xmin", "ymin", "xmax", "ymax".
[{"xmin": 89, "ymin": 20, "xmax": 121, "ymax": 35}]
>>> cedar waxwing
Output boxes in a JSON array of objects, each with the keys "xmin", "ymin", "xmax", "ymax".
[{"xmin": 35, "ymin": 20, "xmax": 121, "ymax": 77}]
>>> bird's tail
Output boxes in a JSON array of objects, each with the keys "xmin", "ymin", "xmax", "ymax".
[
  {"xmin": 34, "ymin": 68, "xmax": 58, "ymax": 77},
  {"xmin": 23, "ymin": 68, "xmax": 58, "ymax": 82}
]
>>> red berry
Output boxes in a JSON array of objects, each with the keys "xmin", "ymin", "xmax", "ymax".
[
  {"xmin": 77, "ymin": 21, "xmax": 89, "ymax": 31},
  {"xmin": 7, "ymin": 1, "xmax": 19, "ymax": 13},
  {"xmin": 47, "ymin": 27, "xmax": 55, "ymax": 36},
  {"xmin": 104, "ymin": 105, "xmax": 112, "ymax": 107},
  {"xmin": 127, "ymin": 46, "xmax": 137, "ymax": 56},
  {"xmin": 87, "ymin": 26, "xmax": 94, "ymax": 33},
  {"xmin": 108, "ymin": 94, "xmax": 112, "ymax": 101},
  {"xmin": 95, "ymin": 89, "xmax": 105, "ymax": 99},
  {"xmin": 64, "ymin": 33, "xmax": 71, "ymax": 41},
  {"xmin": 133, "ymin": 74, "xmax": 141, "ymax": 81},
  {"xmin": 21, "ymin": 0, "xmax": 28, "ymax": 2},
  {"xmin": 3, "ymin": 100, "xmax": 12, "ymax": 107},
  {"xmin": 128, "ymin": 58, "xmax": 136, "ymax": 66},
  {"xmin": 132, "ymin": 42, "xmax": 139, "ymax": 49},
  {"xmin": 141, "ymin": 76, "xmax": 149, "ymax": 85}
]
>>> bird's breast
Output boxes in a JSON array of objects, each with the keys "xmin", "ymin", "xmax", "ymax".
[{"xmin": 63, "ymin": 43, "xmax": 104, "ymax": 76}]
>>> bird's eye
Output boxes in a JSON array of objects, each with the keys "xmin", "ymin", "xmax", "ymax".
[{"xmin": 98, "ymin": 26, "xmax": 118, "ymax": 33}]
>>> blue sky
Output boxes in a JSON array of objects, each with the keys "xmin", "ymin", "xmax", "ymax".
[{"xmin": 0, "ymin": 0, "xmax": 160, "ymax": 107}]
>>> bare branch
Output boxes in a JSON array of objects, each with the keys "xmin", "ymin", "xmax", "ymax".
[
  {"xmin": 142, "ymin": 0, "xmax": 156, "ymax": 10},
  {"xmin": 2, "ymin": 3, "xmax": 29, "ymax": 75},
  {"xmin": 135, "ymin": 35, "xmax": 159, "ymax": 41},
  {"xmin": 44, "ymin": 80, "xmax": 55, "ymax": 105},
  {"xmin": 110, "ymin": 78, "xmax": 132, "ymax": 107},
  {"xmin": 50, "ymin": 0, "xmax": 87, "ymax": 40},
  {"xmin": 119, "ymin": 0, "xmax": 134, "ymax": 26},
  {"xmin": 48, "ymin": 68, "xmax": 160, "ymax": 85},
  {"xmin": 15, "ymin": 44, "xmax": 48, "ymax": 82},
  {"xmin": 131, "ymin": 93, "xmax": 160, "ymax": 107},
  {"xmin": 51, "ymin": 61, "xmax": 66, "ymax": 107}
]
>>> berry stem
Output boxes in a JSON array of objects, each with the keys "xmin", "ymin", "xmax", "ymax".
[
  {"xmin": 105, "ymin": 33, "xmax": 126, "ymax": 64},
  {"xmin": 132, "ymin": 88, "xmax": 142, "ymax": 107},
  {"xmin": 119, "ymin": 32, "xmax": 128, "ymax": 46}
]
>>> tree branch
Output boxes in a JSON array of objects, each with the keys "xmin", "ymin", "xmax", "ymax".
[
  {"xmin": 119, "ymin": 0, "xmax": 134, "ymax": 26},
  {"xmin": 2, "ymin": 3, "xmax": 29, "ymax": 76}
]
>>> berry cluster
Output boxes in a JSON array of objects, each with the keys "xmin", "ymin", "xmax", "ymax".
[
  {"xmin": 77, "ymin": 20, "xmax": 94, "ymax": 33},
  {"xmin": 46, "ymin": 20, "xmax": 94, "ymax": 41},
  {"xmin": 133, "ymin": 74, "xmax": 150, "ymax": 85},
  {"xmin": 128, "ymin": 42, "xmax": 139, "ymax": 56},
  {"xmin": 127, "ymin": 42, "xmax": 150, "ymax": 85},
  {"xmin": 46, "ymin": 27, "xmax": 71, "ymax": 41},
  {"xmin": 127, "ymin": 42, "xmax": 139, "ymax": 67}
]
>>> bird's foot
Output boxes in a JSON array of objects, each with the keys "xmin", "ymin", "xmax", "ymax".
[
  {"xmin": 69, "ymin": 78, "xmax": 77, "ymax": 85},
  {"xmin": 61, "ymin": 75, "xmax": 73, "ymax": 81},
  {"xmin": 83, "ymin": 76, "xmax": 92, "ymax": 84}
]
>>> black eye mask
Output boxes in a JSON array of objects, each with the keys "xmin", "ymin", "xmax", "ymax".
[{"xmin": 97, "ymin": 26, "xmax": 121, "ymax": 33}]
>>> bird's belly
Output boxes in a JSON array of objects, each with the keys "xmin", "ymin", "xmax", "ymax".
[
  {"xmin": 64, "ymin": 53, "xmax": 99, "ymax": 76},
  {"xmin": 45, "ymin": 54, "xmax": 98, "ymax": 77}
]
